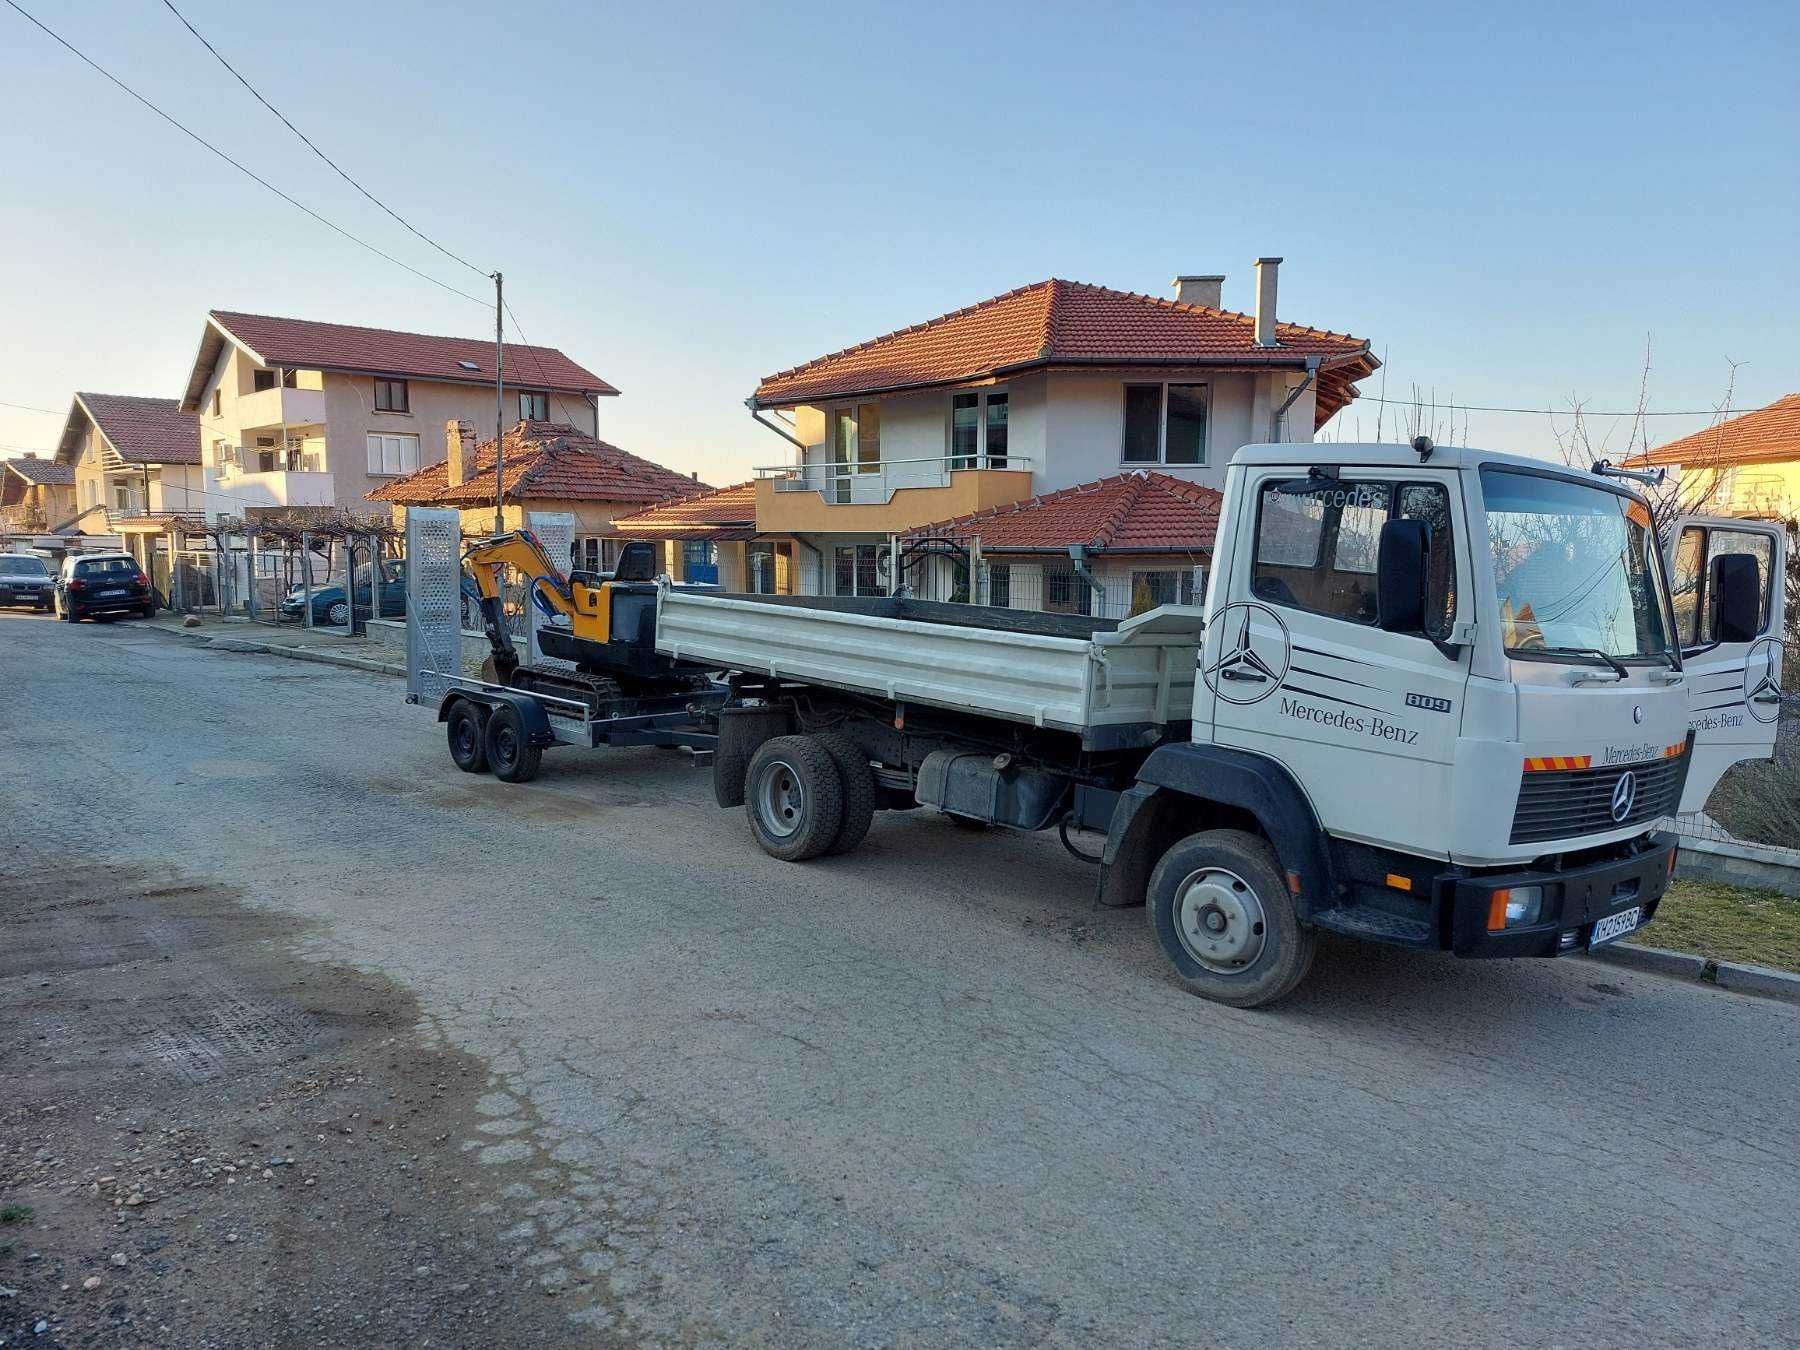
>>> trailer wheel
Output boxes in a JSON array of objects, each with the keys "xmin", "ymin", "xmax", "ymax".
[
  {"xmin": 1146, "ymin": 829, "xmax": 1316, "ymax": 1008},
  {"xmin": 484, "ymin": 704, "xmax": 543, "ymax": 783},
  {"xmin": 745, "ymin": 736, "xmax": 843, "ymax": 862},
  {"xmin": 814, "ymin": 733, "xmax": 876, "ymax": 855},
  {"xmin": 446, "ymin": 700, "xmax": 489, "ymax": 774}
]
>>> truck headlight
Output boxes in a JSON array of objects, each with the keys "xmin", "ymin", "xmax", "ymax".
[{"xmin": 1486, "ymin": 885, "xmax": 1545, "ymax": 931}]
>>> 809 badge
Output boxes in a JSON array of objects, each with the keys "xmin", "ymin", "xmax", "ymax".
[{"xmin": 1405, "ymin": 693, "xmax": 1453, "ymax": 715}]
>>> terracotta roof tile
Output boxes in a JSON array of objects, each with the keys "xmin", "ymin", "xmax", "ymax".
[
  {"xmin": 186, "ymin": 310, "xmax": 617, "ymax": 411},
  {"xmin": 1627, "ymin": 393, "xmax": 1800, "ymax": 468},
  {"xmin": 754, "ymin": 279, "xmax": 1376, "ymax": 427},
  {"xmin": 609, "ymin": 482, "xmax": 758, "ymax": 539},
  {"xmin": 68, "ymin": 394, "xmax": 200, "ymax": 465},
  {"xmin": 2, "ymin": 456, "xmax": 75, "ymax": 486},
  {"xmin": 366, "ymin": 422, "xmax": 707, "ymax": 508},
  {"xmin": 903, "ymin": 471, "xmax": 1222, "ymax": 555}
]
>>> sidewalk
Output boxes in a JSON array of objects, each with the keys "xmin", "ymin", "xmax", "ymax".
[{"xmin": 143, "ymin": 611, "xmax": 407, "ymax": 677}]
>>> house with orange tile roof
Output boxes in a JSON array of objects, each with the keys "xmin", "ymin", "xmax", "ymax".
[
  {"xmin": 1625, "ymin": 393, "xmax": 1800, "ymax": 521},
  {"xmin": 178, "ymin": 309, "xmax": 617, "ymax": 521},
  {"xmin": 746, "ymin": 260, "xmax": 1375, "ymax": 598},
  {"xmin": 0, "ymin": 454, "xmax": 77, "ymax": 550},
  {"xmin": 49, "ymin": 393, "xmax": 208, "ymax": 579},
  {"xmin": 369, "ymin": 419, "xmax": 708, "ymax": 573},
  {"xmin": 608, "ymin": 482, "xmax": 773, "ymax": 589},
  {"xmin": 898, "ymin": 471, "xmax": 1223, "ymax": 616}
]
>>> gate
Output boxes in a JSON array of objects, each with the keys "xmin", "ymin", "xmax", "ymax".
[{"xmin": 405, "ymin": 508, "xmax": 463, "ymax": 704}]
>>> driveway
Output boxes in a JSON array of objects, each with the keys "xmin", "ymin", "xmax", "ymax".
[{"xmin": 2, "ymin": 611, "xmax": 1796, "ymax": 1347}]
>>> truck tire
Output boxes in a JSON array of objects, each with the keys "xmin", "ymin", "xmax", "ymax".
[
  {"xmin": 484, "ymin": 703, "xmax": 543, "ymax": 783},
  {"xmin": 745, "ymin": 736, "xmax": 843, "ymax": 862},
  {"xmin": 446, "ymin": 700, "xmax": 489, "ymax": 774},
  {"xmin": 713, "ymin": 705, "xmax": 791, "ymax": 808},
  {"xmin": 814, "ymin": 732, "xmax": 876, "ymax": 855},
  {"xmin": 1146, "ymin": 829, "xmax": 1316, "ymax": 1008}
]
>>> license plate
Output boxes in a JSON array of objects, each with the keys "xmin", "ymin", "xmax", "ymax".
[
  {"xmin": 99, "ymin": 588, "xmax": 126, "ymax": 597},
  {"xmin": 1589, "ymin": 906, "xmax": 1643, "ymax": 949}
]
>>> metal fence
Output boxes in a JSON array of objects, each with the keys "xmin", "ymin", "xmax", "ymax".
[{"xmin": 883, "ymin": 540, "xmax": 1205, "ymax": 621}]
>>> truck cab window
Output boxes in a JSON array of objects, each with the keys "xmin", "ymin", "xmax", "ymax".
[{"xmin": 1252, "ymin": 479, "xmax": 1455, "ymax": 635}]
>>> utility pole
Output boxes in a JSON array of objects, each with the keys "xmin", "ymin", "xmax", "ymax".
[{"xmin": 492, "ymin": 271, "xmax": 505, "ymax": 536}]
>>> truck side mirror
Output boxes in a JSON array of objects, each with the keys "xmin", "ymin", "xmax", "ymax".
[
  {"xmin": 1377, "ymin": 518, "xmax": 1427, "ymax": 634},
  {"xmin": 1711, "ymin": 552, "xmax": 1761, "ymax": 643}
]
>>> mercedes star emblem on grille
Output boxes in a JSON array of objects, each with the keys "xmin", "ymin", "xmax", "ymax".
[{"xmin": 1610, "ymin": 770, "xmax": 1638, "ymax": 823}]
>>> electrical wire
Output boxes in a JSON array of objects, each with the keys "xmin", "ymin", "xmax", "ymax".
[
  {"xmin": 1356, "ymin": 395, "xmax": 1752, "ymax": 418},
  {"xmin": 156, "ymin": 0, "xmax": 489, "ymax": 282},
  {"xmin": 2, "ymin": 0, "xmax": 488, "ymax": 307},
  {"xmin": 0, "ymin": 399, "xmax": 65, "ymax": 416},
  {"xmin": 500, "ymin": 298, "xmax": 591, "ymax": 430}
]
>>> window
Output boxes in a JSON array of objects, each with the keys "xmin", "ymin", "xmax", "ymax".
[
  {"xmin": 253, "ymin": 369, "xmax": 277, "ymax": 393},
  {"xmin": 831, "ymin": 405, "xmax": 883, "ymax": 502},
  {"xmin": 746, "ymin": 542, "xmax": 789, "ymax": 594},
  {"xmin": 1253, "ymin": 477, "xmax": 1456, "ymax": 634},
  {"xmin": 282, "ymin": 367, "xmax": 298, "ymax": 389},
  {"xmin": 373, "ymin": 378, "xmax": 410, "ymax": 413},
  {"xmin": 950, "ymin": 394, "xmax": 980, "ymax": 470},
  {"xmin": 833, "ymin": 544, "xmax": 886, "ymax": 597},
  {"xmin": 985, "ymin": 394, "xmax": 1008, "ymax": 468},
  {"xmin": 1123, "ymin": 383, "xmax": 1209, "ymax": 465},
  {"xmin": 682, "ymin": 540, "xmax": 718, "ymax": 583},
  {"xmin": 519, "ymin": 391, "xmax": 550, "ymax": 421},
  {"xmin": 366, "ymin": 432, "xmax": 421, "ymax": 476},
  {"xmin": 211, "ymin": 389, "xmax": 222, "ymax": 417},
  {"xmin": 987, "ymin": 564, "xmax": 1011, "ymax": 608},
  {"xmin": 1672, "ymin": 524, "xmax": 1776, "ymax": 647},
  {"xmin": 1131, "ymin": 569, "xmax": 1197, "ymax": 609},
  {"xmin": 572, "ymin": 537, "xmax": 603, "ymax": 574}
]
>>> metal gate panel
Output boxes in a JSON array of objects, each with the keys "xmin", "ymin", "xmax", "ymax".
[
  {"xmin": 526, "ymin": 511, "xmax": 577, "ymax": 671},
  {"xmin": 405, "ymin": 508, "xmax": 463, "ymax": 702}
]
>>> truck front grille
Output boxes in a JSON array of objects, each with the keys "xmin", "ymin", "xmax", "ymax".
[{"xmin": 1509, "ymin": 754, "xmax": 1686, "ymax": 845}]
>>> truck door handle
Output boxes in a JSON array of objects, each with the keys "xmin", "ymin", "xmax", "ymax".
[
  {"xmin": 1220, "ymin": 669, "xmax": 1267, "ymax": 683},
  {"xmin": 1753, "ymin": 691, "xmax": 1781, "ymax": 704}
]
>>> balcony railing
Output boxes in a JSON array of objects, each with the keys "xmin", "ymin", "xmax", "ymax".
[
  {"xmin": 753, "ymin": 454, "xmax": 1030, "ymax": 506},
  {"xmin": 1, "ymin": 504, "xmax": 48, "ymax": 532},
  {"xmin": 236, "ymin": 384, "xmax": 327, "ymax": 431}
]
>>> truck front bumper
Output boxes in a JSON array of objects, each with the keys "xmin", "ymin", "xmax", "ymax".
[{"xmin": 1448, "ymin": 832, "xmax": 1678, "ymax": 958}]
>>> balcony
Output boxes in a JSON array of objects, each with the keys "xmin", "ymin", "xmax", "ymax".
[
  {"xmin": 1, "ymin": 504, "xmax": 48, "ymax": 533},
  {"xmin": 752, "ymin": 456, "xmax": 1034, "ymax": 534},
  {"xmin": 217, "ymin": 469, "xmax": 336, "ymax": 510},
  {"xmin": 236, "ymin": 384, "xmax": 327, "ymax": 432}
]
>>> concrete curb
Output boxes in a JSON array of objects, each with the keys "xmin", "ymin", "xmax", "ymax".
[
  {"xmin": 1587, "ymin": 941, "xmax": 1800, "ymax": 1006},
  {"xmin": 140, "ymin": 621, "xmax": 405, "ymax": 679}
]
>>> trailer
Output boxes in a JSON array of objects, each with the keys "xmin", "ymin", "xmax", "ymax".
[{"xmin": 402, "ymin": 507, "xmax": 722, "ymax": 781}]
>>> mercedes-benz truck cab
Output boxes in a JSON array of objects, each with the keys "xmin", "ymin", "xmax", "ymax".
[{"xmin": 1198, "ymin": 443, "xmax": 1786, "ymax": 967}]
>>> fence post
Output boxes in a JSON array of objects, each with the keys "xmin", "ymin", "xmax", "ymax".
[
  {"xmin": 245, "ymin": 526, "xmax": 259, "ymax": 621},
  {"xmin": 300, "ymin": 532, "xmax": 314, "ymax": 629},
  {"xmin": 342, "ymin": 535, "xmax": 356, "ymax": 634}
]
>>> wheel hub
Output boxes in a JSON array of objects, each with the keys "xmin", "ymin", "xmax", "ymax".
[
  {"xmin": 1173, "ymin": 868, "xmax": 1267, "ymax": 973},
  {"xmin": 756, "ymin": 762, "xmax": 804, "ymax": 838}
]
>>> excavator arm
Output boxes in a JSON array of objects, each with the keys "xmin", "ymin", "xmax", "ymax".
[{"xmin": 462, "ymin": 529, "xmax": 591, "ymax": 681}]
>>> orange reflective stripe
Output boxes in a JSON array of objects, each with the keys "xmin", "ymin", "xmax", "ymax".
[{"xmin": 1523, "ymin": 754, "xmax": 1594, "ymax": 772}]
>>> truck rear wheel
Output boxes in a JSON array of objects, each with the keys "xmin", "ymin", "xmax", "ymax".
[
  {"xmin": 814, "ymin": 733, "xmax": 876, "ymax": 855},
  {"xmin": 446, "ymin": 701, "xmax": 489, "ymax": 774},
  {"xmin": 746, "ymin": 736, "xmax": 843, "ymax": 862},
  {"xmin": 1147, "ymin": 829, "xmax": 1316, "ymax": 1008},
  {"xmin": 484, "ymin": 704, "xmax": 543, "ymax": 783}
]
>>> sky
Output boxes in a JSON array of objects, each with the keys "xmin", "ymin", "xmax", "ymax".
[{"xmin": 2, "ymin": 0, "xmax": 1796, "ymax": 487}]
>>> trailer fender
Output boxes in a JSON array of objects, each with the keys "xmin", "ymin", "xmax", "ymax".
[
  {"xmin": 1095, "ymin": 744, "xmax": 1336, "ymax": 917},
  {"xmin": 437, "ymin": 689, "xmax": 556, "ymax": 748}
]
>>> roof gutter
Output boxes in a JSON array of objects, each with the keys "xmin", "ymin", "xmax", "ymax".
[
  {"xmin": 1271, "ymin": 356, "xmax": 1322, "ymax": 442},
  {"xmin": 746, "ymin": 398, "xmax": 808, "ymax": 453}
]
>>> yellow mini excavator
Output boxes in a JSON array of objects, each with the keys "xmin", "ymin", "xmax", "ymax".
[{"xmin": 461, "ymin": 530, "xmax": 712, "ymax": 712}]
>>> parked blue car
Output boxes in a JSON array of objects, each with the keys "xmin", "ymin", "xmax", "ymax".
[{"xmin": 280, "ymin": 560, "xmax": 483, "ymax": 628}]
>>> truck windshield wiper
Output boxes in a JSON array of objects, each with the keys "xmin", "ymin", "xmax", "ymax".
[{"xmin": 1525, "ymin": 646, "xmax": 1631, "ymax": 680}]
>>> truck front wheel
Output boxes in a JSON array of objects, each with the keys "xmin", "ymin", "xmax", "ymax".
[{"xmin": 1147, "ymin": 829, "xmax": 1316, "ymax": 1008}]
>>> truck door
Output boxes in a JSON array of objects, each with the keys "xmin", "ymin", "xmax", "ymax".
[
  {"xmin": 1202, "ymin": 467, "xmax": 1470, "ymax": 855},
  {"xmin": 1667, "ymin": 515, "xmax": 1788, "ymax": 812}
]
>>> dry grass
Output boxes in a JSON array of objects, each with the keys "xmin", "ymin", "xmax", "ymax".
[{"xmin": 1626, "ymin": 878, "xmax": 1800, "ymax": 973}]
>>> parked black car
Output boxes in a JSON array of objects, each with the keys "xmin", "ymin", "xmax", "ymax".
[
  {"xmin": 0, "ymin": 552, "xmax": 55, "ymax": 610},
  {"xmin": 56, "ymin": 552, "xmax": 154, "ymax": 622}
]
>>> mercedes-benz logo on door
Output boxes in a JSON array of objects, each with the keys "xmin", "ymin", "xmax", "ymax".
[
  {"xmin": 1744, "ymin": 635, "xmax": 1785, "ymax": 725},
  {"xmin": 1201, "ymin": 602, "xmax": 1291, "ymax": 706},
  {"xmin": 1610, "ymin": 771, "xmax": 1638, "ymax": 823}
]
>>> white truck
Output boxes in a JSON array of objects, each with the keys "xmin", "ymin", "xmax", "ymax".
[{"xmin": 655, "ymin": 442, "xmax": 1787, "ymax": 1006}]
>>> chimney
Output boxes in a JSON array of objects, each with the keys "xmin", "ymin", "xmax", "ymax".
[
  {"xmin": 1172, "ymin": 275, "xmax": 1224, "ymax": 309},
  {"xmin": 1253, "ymin": 257, "xmax": 1281, "ymax": 347},
  {"xmin": 446, "ymin": 419, "xmax": 476, "ymax": 488}
]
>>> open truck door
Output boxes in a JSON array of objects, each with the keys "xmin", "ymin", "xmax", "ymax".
[{"xmin": 1667, "ymin": 515, "xmax": 1788, "ymax": 812}]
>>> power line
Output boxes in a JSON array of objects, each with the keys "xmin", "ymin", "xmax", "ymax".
[
  {"xmin": 156, "ymin": 0, "xmax": 489, "ymax": 282},
  {"xmin": 2, "ymin": 0, "xmax": 487, "ymax": 307},
  {"xmin": 1355, "ymin": 395, "xmax": 1752, "ymax": 418},
  {"xmin": 0, "ymin": 399, "xmax": 65, "ymax": 416},
  {"xmin": 500, "ymin": 297, "xmax": 590, "ymax": 429}
]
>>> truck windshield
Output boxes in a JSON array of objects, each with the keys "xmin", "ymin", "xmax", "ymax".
[{"xmin": 1480, "ymin": 468, "xmax": 1673, "ymax": 664}]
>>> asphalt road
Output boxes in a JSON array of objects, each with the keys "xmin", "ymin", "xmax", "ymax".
[{"xmin": 3, "ymin": 610, "xmax": 1797, "ymax": 1348}]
